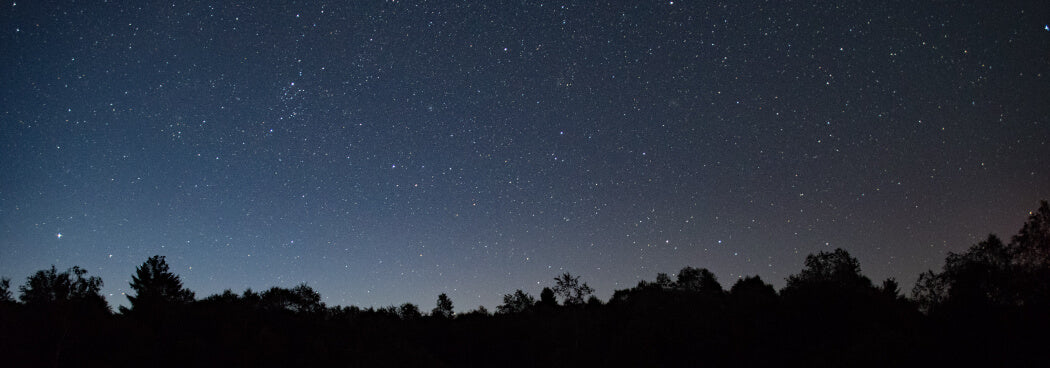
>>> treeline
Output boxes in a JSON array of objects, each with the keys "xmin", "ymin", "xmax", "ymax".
[{"xmin": 1, "ymin": 200, "xmax": 1048, "ymax": 367}]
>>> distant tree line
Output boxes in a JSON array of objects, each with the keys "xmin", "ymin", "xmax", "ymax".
[{"xmin": 1, "ymin": 200, "xmax": 1048, "ymax": 366}]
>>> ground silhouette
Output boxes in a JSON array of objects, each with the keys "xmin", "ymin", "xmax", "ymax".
[{"xmin": 1, "ymin": 200, "xmax": 1049, "ymax": 367}]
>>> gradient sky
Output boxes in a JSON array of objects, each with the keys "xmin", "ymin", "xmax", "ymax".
[{"xmin": 2, "ymin": 0, "xmax": 1048, "ymax": 311}]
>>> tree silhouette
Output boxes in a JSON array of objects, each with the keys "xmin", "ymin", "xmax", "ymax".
[
  {"xmin": 783, "ymin": 248, "xmax": 872, "ymax": 294},
  {"xmin": 729, "ymin": 275, "xmax": 777, "ymax": 303},
  {"xmin": 461, "ymin": 305, "xmax": 490, "ymax": 318},
  {"xmin": 0, "ymin": 277, "xmax": 11, "ymax": 303},
  {"xmin": 879, "ymin": 278, "xmax": 905, "ymax": 301},
  {"xmin": 914, "ymin": 235, "xmax": 1015, "ymax": 311},
  {"xmin": 552, "ymin": 273, "xmax": 594, "ymax": 306},
  {"xmin": 608, "ymin": 269, "xmax": 714, "ymax": 305},
  {"xmin": 261, "ymin": 284, "xmax": 325, "ymax": 314},
  {"xmin": 241, "ymin": 287, "xmax": 261, "ymax": 306},
  {"xmin": 1, "ymin": 200, "xmax": 1046, "ymax": 366},
  {"xmin": 912, "ymin": 270, "xmax": 948, "ymax": 313},
  {"xmin": 913, "ymin": 201, "xmax": 1050, "ymax": 312},
  {"xmin": 676, "ymin": 266, "xmax": 723, "ymax": 294},
  {"xmin": 1010, "ymin": 200, "xmax": 1050, "ymax": 306},
  {"xmin": 538, "ymin": 287, "xmax": 558, "ymax": 308},
  {"xmin": 1012, "ymin": 200, "xmax": 1050, "ymax": 267},
  {"xmin": 398, "ymin": 303, "xmax": 422, "ymax": 320},
  {"xmin": 585, "ymin": 295, "xmax": 603, "ymax": 307},
  {"xmin": 201, "ymin": 289, "xmax": 241, "ymax": 304},
  {"xmin": 18, "ymin": 265, "xmax": 107, "ymax": 312},
  {"xmin": 377, "ymin": 305, "xmax": 399, "ymax": 318},
  {"xmin": 655, "ymin": 273, "xmax": 673, "ymax": 288},
  {"xmin": 9, "ymin": 266, "xmax": 107, "ymax": 367},
  {"xmin": 432, "ymin": 293, "xmax": 454, "ymax": 318},
  {"xmin": 496, "ymin": 289, "xmax": 535, "ymax": 314},
  {"xmin": 905, "ymin": 201, "xmax": 1050, "ymax": 366},
  {"xmin": 122, "ymin": 255, "xmax": 195, "ymax": 315}
]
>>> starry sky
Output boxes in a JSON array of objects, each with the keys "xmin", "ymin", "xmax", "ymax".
[{"xmin": 1, "ymin": 0, "xmax": 1048, "ymax": 311}]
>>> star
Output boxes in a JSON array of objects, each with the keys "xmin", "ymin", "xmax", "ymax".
[{"xmin": 1, "ymin": 0, "xmax": 1045, "ymax": 317}]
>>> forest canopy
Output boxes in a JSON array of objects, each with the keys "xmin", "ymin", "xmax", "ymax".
[{"xmin": 1, "ymin": 200, "xmax": 1048, "ymax": 367}]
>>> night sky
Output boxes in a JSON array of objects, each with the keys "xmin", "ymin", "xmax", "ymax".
[{"xmin": 2, "ymin": 1, "xmax": 1048, "ymax": 311}]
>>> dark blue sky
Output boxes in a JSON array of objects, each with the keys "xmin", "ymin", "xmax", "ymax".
[{"xmin": 2, "ymin": 0, "xmax": 1048, "ymax": 311}]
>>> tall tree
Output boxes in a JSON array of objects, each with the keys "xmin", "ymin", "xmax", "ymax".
[
  {"xmin": 123, "ymin": 255, "xmax": 195, "ymax": 314},
  {"xmin": 432, "ymin": 293, "xmax": 454, "ymax": 318},
  {"xmin": 552, "ymin": 273, "xmax": 594, "ymax": 306}
]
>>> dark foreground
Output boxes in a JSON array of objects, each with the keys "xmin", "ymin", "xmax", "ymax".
[
  {"xmin": 2, "ymin": 200, "xmax": 1049, "ymax": 367},
  {"xmin": 1, "ymin": 297, "xmax": 1048, "ymax": 367}
]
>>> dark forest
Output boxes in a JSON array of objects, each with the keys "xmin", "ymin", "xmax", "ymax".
[{"xmin": 2, "ymin": 200, "xmax": 1048, "ymax": 367}]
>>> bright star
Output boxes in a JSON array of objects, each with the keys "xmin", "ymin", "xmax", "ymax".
[{"xmin": 56, "ymin": 233, "xmax": 62, "ymax": 239}]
